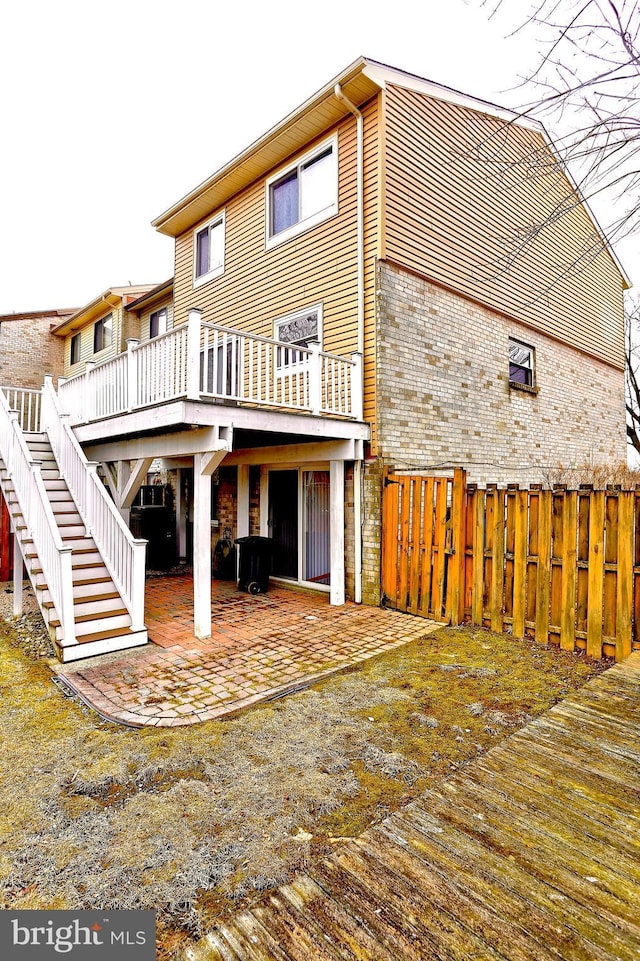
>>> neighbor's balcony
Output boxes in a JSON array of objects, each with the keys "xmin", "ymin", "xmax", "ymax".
[{"xmin": 58, "ymin": 311, "xmax": 363, "ymax": 427}]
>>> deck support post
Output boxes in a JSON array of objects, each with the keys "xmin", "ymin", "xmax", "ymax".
[
  {"xmin": 330, "ymin": 459, "xmax": 345, "ymax": 606},
  {"xmin": 176, "ymin": 468, "xmax": 188, "ymax": 563},
  {"xmin": 193, "ymin": 440, "xmax": 232, "ymax": 638},
  {"xmin": 237, "ymin": 465, "xmax": 250, "ymax": 578}
]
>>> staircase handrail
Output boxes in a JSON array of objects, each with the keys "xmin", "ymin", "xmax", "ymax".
[
  {"xmin": 40, "ymin": 377, "xmax": 147, "ymax": 631},
  {"xmin": 0, "ymin": 388, "xmax": 76, "ymax": 643}
]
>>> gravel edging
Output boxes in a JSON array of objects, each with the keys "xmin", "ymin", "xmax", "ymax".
[{"xmin": 0, "ymin": 580, "xmax": 55, "ymax": 659}]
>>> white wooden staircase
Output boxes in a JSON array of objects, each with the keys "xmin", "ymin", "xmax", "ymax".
[{"xmin": 0, "ymin": 382, "xmax": 148, "ymax": 662}]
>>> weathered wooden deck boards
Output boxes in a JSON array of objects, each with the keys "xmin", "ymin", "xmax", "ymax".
[{"xmin": 195, "ymin": 654, "xmax": 640, "ymax": 961}]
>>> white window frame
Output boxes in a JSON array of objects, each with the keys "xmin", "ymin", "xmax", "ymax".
[
  {"xmin": 260, "ymin": 463, "xmax": 331, "ymax": 593},
  {"xmin": 70, "ymin": 331, "xmax": 81, "ymax": 366},
  {"xmin": 265, "ymin": 135, "xmax": 338, "ymax": 250},
  {"xmin": 193, "ymin": 211, "xmax": 226, "ymax": 288},
  {"xmin": 149, "ymin": 307, "xmax": 168, "ymax": 339},
  {"xmin": 508, "ymin": 338, "xmax": 536, "ymax": 389},
  {"xmin": 93, "ymin": 313, "xmax": 113, "ymax": 355},
  {"xmin": 274, "ymin": 303, "xmax": 323, "ymax": 375}
]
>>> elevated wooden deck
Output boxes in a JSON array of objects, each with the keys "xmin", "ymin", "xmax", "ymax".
[{"xmin": 197, "ymin": 653, "xmax": 640, "ymax": 960}]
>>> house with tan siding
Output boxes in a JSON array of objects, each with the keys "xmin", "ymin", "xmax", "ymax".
[{"xmin": 0, "ymin": 58, "xmax": 628, "ymax": 660}]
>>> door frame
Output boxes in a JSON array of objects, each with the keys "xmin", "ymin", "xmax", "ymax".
[{"xmin": 260, "ymin": 463, "xmax": 331, "ymax": 592}]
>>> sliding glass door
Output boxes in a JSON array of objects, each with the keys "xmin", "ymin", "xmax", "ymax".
[
  {"xmin": 267, "ymin": 467, "xmax": 331, "ymax": 588},
  {"xmin": 302, "ymin": 470, "xmax": 330, "ymax": 585}
]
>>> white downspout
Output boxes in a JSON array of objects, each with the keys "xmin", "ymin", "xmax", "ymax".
[
  {"xmin": 335, "ymin": 83, "xmax": 364, "ymax": 603},
  {"xmin": 334, "ymin": 83, "xmax": 364, "ymax": 355}
]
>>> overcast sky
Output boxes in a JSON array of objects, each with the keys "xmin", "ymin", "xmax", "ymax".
[{"xmin": 0, "ymin": 0, "xmax": 635, "ymax": 314}]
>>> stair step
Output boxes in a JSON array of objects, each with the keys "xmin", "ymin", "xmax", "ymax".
[
  {"xmin": 60, "ymin": 526, "xmax": 89, "ymax": 539},
  {"xmin": 57, "ymin": 629, "xmax": 148, "ymax": 661},
  {"xmin": 73, "ymin": 569, "xmax": 111, "ymax": 585},
  {"xmin": 35, "ymin": 567, "xmax": 111, "ymax": 591},
  {"xmin": 49, "ymin": 490, "xmax": 75, "ymax": 503},
  {"xmin": 59, "ymin": 537, "xmax": 98, "ymax": 552},
  {"xmin": 46, "ymin": 597, "xmax": 125, "ymax": 619},
  {"xmin": 43, "ymin": 582, "xmax": 119, "ymax": 606},
  {"xmin": 71, "ymin": 554, "xmax": 104, "ymax": 570},
  {"xmin": 54, "ymin": 612, "xmax": 132, "ymax": 640},
  {"xmin": 75, "ymin": 603, "xmax": 128, "ymax": 623},
  {"xmin": 30, "ymin": 549, "xmax": 103, "ymax": 574},
  {"xmin": 56, "ymin": 515, "xmax": 84, "ymax": 529},
  {"xmin": 43, "ymin": 480, "xmax": 68, "ymax": 491},
  {"xmin": 53, "ymin": 507, "xmax": 82, "ymax": 519}
]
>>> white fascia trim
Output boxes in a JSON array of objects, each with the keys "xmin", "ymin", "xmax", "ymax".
[
  {"xmin": 362, "ymin": 62, "xmax": 545, "ymax": 134},
  {"xmin": 265, "ymin": 134, "xmax": 338, "ymax": 251},
  {"xmin": 193, "ymin": 209, "xmax": 226, "ymax": 289}
]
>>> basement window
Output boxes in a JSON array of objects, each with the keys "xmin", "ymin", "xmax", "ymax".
[{"xmin": 509, "ymin": 338, "xmax": 535, "ymax": 390}]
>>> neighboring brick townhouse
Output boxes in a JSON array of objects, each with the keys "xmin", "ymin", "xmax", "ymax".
[{"xmin": 0, "ymin": 309, "xmax": 74, "ymax": 389}]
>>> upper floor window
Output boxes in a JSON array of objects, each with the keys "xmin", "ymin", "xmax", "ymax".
[
  {"xmin": 70, "ymin": 332, "xmax": 81, "ymax": 365},
  {"xmin": 93, "ymin": 313, "xmax": 113, "ymax": 354},
  {"xmin": 194, "ymin": 213, "xmax": 225, "ymax": 287},
  {"xmin": 150, "ymin": 308, "xmax": 167, "ymax": 339},
  {"xmin": 266, "ymin": 137, "xmax": 338, "ymax": 249},
  {"xmin": 509, "ymin": 338, "xmax": 535, "ymax": 388}
]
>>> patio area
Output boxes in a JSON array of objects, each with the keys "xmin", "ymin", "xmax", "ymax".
[{"xmin": 56, "ymin": 575, "xmax": 439, "ymax": 727}]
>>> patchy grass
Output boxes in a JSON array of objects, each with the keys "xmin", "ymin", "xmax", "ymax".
[{"xmin": 0, "ymin": 610, "xmax": 607, "ymax": 960}]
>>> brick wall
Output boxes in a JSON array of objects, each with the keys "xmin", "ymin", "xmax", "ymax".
[
  {"xmin": 0, "ymin": 313, "xmax": 65, "ymax": 389},
  {"xmin": 355, "ymin": 260, "xmax": 628, "ymax": 607},
  {"xmin": 376, "ymin": 260, "xmax": 626, "ymax": 486}
]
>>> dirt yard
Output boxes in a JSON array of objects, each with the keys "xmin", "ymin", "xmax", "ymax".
[{"xmin": 0, "ymin": 586, "xmax": 608, "ymax": 959}]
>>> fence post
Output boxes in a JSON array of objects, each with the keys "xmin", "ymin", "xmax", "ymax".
[
  {"xmin": 350, "ymin": 352, "xmax": 363, "ymax": 420},
  {"xmin": 126, "ymin": 338, "xmax": 140, "ymax": 411},
  {"xmin": 616, "ymin": 490, "xmax": 633, "ymax": 661},
  {"xmin": 560, "ymin": 490, "xmax": 578, "ymax": 651},
  {"xmin": 308, "ymin": 341, "xmax": 322, "ymax": 415},
  {"xmin": 535, "ymin": 488, "xmax": 552, "ymax": 645},
  {"xmin": 448, "ymin": 468, "xmax": 467, "ymax": 625},
  {"xmin": 130, "ymin": 540, "xmax": 147, "ymax": 631},
  {"xmin": 84, "ymin": 362, "xmax": 95, "ymax": 422},
  {"xmin": 59, "ymin": 547, "xmax": 76, "ymax": 645},
  {"xmin": 587, "ymin": 489, "xmax": 605, "ymax": 658},
  {"xmin": 471, "ymin": 488, "xmax": 484, "ymax": 625},
  {"xmin": 186, "ymin": 309, "xmax": 202, "ymax": 400},
  {"xmin": 491, "ymin": 487, "xmax": 506, "ymax": 633}
]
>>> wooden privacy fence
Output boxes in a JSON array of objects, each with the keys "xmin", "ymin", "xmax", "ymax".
[{"xmin": 381, "ymin": 468, "xmax": 639, "ymax": 661}]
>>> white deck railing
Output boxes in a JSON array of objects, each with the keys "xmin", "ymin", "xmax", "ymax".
[
  {"xmin": 41, "ymin": 377, "xmax": 147, "ymax": 631},
  {"xmin": 1, "ymin": 387, "xmax": 42, "ymax": 432},
  {"xmin": 0, "ymin": 387, "xmax": 76, "ymax": 644},
  {"xmin": 58, "ymin": 312, "xmax": 363, "ymax": 425}
]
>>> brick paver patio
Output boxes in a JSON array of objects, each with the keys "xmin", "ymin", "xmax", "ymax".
[{"xmin": 57, "ymin": 576, "xmax": 439, "ymax": 727}]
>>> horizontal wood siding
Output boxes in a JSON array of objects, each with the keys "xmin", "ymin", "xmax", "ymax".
[
  {"xmin": 174, "ymin": 99, "xmax": 380, "ymax": 440},
  {"xmin": 384, "ymin": 85, "xmax": 624, "ymax": 369},
  {"xmin": 63, "ymin": 305, "xmax": 123, "ymax": 378}
]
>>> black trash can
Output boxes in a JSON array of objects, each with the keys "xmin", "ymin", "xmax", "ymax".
[{"xmin": 235, "ymin": 535, "xmax": 272, "ymax": 594}]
